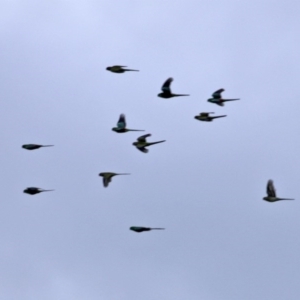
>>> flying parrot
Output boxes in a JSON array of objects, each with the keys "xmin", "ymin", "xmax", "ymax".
[
  {"xmin": 112, "ymin": 114, "xmax": 144, "ymax": 133},
  {"xmin": 263, "ymin": 180, "xmax": 294, "ymax": 202},
  {"xmin": 23, "ymin": 187, "xmax": 54, "ymax": 195},
  {"xmin": 130, "ymin": 226, "xmax": 165, "ymax": 233},
  {"xmin": 22, "ymin": 144, "xmax": 54, "ymax": 150},
  {"xmin": 132, "ymin": 134, "xmax": 165, "ymax": 153},
  {"xmin": 194, "ymin": 112, "xmax": 227, "ymax": 122},
  {"xmin": 207, "ymin": 89, "xmax": 240, "ymax": 106},
  {"xmin": 157, "ymin": 78, "xmax": 189, "ymax": 98},
  {"xmin": 106, "ymin": 65, "xmax": 139, "ymax": 73},
  {"xmin": 99, "ymin": 172, "xmax": 130, "ymax": 187}
]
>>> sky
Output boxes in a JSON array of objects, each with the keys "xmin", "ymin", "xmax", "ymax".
[{"xmin": 1, "ymin": 1, "xmax": 300, "ymax": 299}]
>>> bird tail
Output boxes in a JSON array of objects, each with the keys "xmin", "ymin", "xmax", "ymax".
[
  {"xmin": 211, "ymin": 115, "xmax": 227, "ymax": 119},
  {"xmin": 148, "ymin": 140, "xmax": 166, "ymax": 146},
  {"xmin": 117, "ymin": 173, "xmax": 130, "ymax": 175},
  {"xmin": 223, "ymin": 98, "xmax": 240, "ymax": 102},
  {"xmin": 151, "ymin": 228, "xmax": 165, "ymax": 230},
  {"xmin": 128, "ymin": 129, "xmax": 145, "ymax": 131},
  {"xmin": 41, "ymin": 189, "xmax": 54, "ymax": 192},
  {"xmin": 124, "ymin": 69, "xmax": 139, "ymax": 72},
  {"xmin": 42, "ymin": 145, "xmax": 54, "ymax": 147},
  {"xmin": 278, "ymin": 198, "xmax": 294, "ymax": 200},
  {"xmin": 174, "ymin": 94, "xmax": 190, "ymax": 97}
]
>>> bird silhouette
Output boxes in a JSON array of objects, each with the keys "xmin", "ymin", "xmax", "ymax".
[
  {"xmin": 157, "ymin": 78, "xmax": 189, "ymax": 98},
  {"xmin": 263, "ymin": 180, "xmax": 294, "ymax": 202},
  {"xmin": 207, "ymin": 89, "xmax": 240, "ymax": 106},
  {"xmin": 99, "ymin": 172, "xmax": 130, "ymax": 187},
  {"xmin": 22, "ymin": 144, "xmax": 54, "ymax": 150},
  {"xmin": 106, "ymin": 65, "xmax": 139, "ymax": 73},
  {"xmin": 112, "ymin": 114, "xmax": 144, "ymax": 133},
  {"xmin": 23, "ymin": 187, "xmax": 54, "ymax": 195},
  {"xmin": 194, "ymin": 112, "xmax": 227, "ymax": 122},
  {"xmin": 130, "ymin": 226, "xmax": 165, "ymax": 233},
  {"xmin": 132, "ymin": 134, "xmax": 166, "ymax": 153}
]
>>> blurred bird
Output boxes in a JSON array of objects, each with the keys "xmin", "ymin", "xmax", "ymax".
[
  {"xmin": 130, "ymin": 226, "xmax": 165, "ymax": 233},
  {"xmin": 112, "ymin": 114, "xmax": 144, "ymax": 133},
  {"xmin": 207, "ymin": 89, "xmax": 239, "ymax": 106},
  {"xmin": 99, "ymin": 172, "xmax": 130, "ymax": 188},
  {"xmin": 106, "ymin": 65, "xmax": 139, "ymax": 73},
  {"xmin": 194, "ymin": 112, "xmax": 227, "ymax": 122},
  {"xmin": 22, "ymin": 144, "xmax": 54, "ymax": 150},
  {"xmin": 23, "ymin": 187, "xmax": 54, "ymax": 195},
  {"xmin": 158, "ymin": 78, "xmax": 189, "ymax": 98},
  {"xmin": 263, "ymin": 180, "xmax": 294, "ymax": 202},
  {"xmin": 132, "ymin": 134, "xmax": 166, "ymax": 153}
]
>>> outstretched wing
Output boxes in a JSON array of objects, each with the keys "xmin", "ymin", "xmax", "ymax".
[
  {"xmin": 137, "ymin": 147, "xmax": 149, "ymax": 153},
  {"xmin": 137, "ymin": 134, "xmax": 151, "ymax": 142},
  {"xmin": 117, "ymin": 114, "xmax": 126, "ymax": 129},
  {"xmin": 113, "ymin": 65, "xmax": 127, "ymax": 68},
  {"xmin": 212, "ymin": 89, "xmax": 225, "ymax": 99},
  {"xmin": 200, "ymin": 112, "xmax": 210, "ymax": 117},
  {"xmin": 267, "ymin": 180, "xmax": 276, "ymax": 197},
  {"xmin": 103, "ymin": 177, "xmax": 111, "ymax": 187},
  {"xmin": 161, "ymin": 78, "xmax": 173, "ymax": 94}
]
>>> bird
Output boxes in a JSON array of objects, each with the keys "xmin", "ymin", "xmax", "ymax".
[
  {"xmin": 112, "ymin": 114, "xmax": 144, "ymax": 133},
  {"xmin": 132, "ymin": 134, "xmax": 166, "ymax": 153},
  {"xmin": 23, "ymin": 187, "xmax": 54, "ymax": 195},
  {"xmin": 22, "ymin": 144, "xmax": 54, "ymax": 150},
  {"xmin": 130, "ymin": 226, "xmax": 165, "ymax": 233},
  {"xmin": 263, "ymin": 180, "xmax": 294, "ymax": 202},
  {"xmin": 99, "ymin": 172, "xmax": 130, "ymax": 188},
  {"xmin": 194, "ymin": 112, "xmax": 227, "ymax": 122},
  {"xmin": 157, "ymin": 77, "xmax": 189, "ymax": 98},
  {"xmin": 207, "ymin": 89, "xmax": 240, "ymax": 106},
  {"xmin": 106, "ymin": 65, "xmax": 139, "ymax": 73}
]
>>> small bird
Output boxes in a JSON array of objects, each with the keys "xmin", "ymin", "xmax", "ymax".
[
  {"xmin": 112, "ymin": 114, "xmax": 144, "ymax": 133},
  {"xmin": 132, "ymin": 134, "xmax": 166, "ymax": 153},
  {"xmin": 207, "ymin": 89, "xmax": 240, "ymax": 106},
  {"xmin": 22, "ymin": 144, "xmax": 54, "ymax": 150},
  {"xmin": 158, "ymin": 77, "xmax": 189, "ymax": 98},
  {"xmin": 106, "ymin": 65, "xmax": 139, "ymax": 73},
  {"xmin": 263, "ymin": 180, "xmax": 294, "ymax": 202},
  {"xmin": 23, "ymin": 187, "xmax": 54, "ymax": 195},
  {"xmin": 130, "ymin": 226, "xmax": 165, "ymax": 233},
  {"xmin": 194, "ymin": 112, "xmax": 227, "ymax": 122},
  {"xmin": 99, "ymin": 172, "xmax": 130, "ymax": 187}
]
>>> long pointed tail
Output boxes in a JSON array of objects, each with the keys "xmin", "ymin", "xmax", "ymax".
[
  {"xmin": 223, "ymin": 98, "xmax": 240, "ymax": 102},
  {"xmin": 151, "ymin": 228, "xmax": 165, "ymax": 230},
  {"xmin": 124, "ymin": 69, "xmax": 139, "ymax": 72},
  {"xmin": 42, "ymin": 145, "xmax": 54, "ymax": 147},
  {"xmin": 41, "ymin": 189, "xmax": 54, "ymax": 192},
  {"xmin": 174, "ymin": 94, "xmax": 190, "ymax": 97},
  {"xmin": 279, "ymin": 198, "xmax": 294, "ymax": 200},
  {"xmin": 212, "ymin": 115, "xmax": 227, "ymax": 119},
  {"xmin": 148, "ymin": 140, "xmax": 166, "ymax": 146},
  {"xmin": 116, "ymin": 173, "xmax": 130, "ymax": 175},
  {"xmin": 128, "ymin": 129, "xmax": 145, "ymax": 132}
]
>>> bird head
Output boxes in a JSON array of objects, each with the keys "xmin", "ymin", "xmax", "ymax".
[
  {"xmin": 112, "ymin": 127, "xmax": 118, "ymax": 132},
  {"xmin": 106, "ymin": 67, "xmax": 111, "ymax": 71}
]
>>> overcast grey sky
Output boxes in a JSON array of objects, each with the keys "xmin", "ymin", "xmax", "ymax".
[{"xmin": 1, "ymin": 1, "xmax": 300, "ymax": 299}]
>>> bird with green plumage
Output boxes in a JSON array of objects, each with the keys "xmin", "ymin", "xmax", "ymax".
[
  {"xmin": 106, "ymin": 65, "xmax": 139, "ymax": 73},
  {"xmin": 132, "ymin": 134, "xmax": 166, "ymax": 153},
  {"xmin": 22, "ymin": 144, "xmax": 54, "ymax": 150},
  {"xmin": 99, "ymin": 172, "xmax": 130, "ymax": 188},
  {"xmin": 157, "ymin": 77, "xmax": 189, "ymax": 98},
  {"xmin": 23, "ymin": 187, "xmax": 54, "ymax": 195},
  {"xmin": 112, "ymin": 114, "xmax": 144, "ymax": 133},
  {"xmin": 263, "ymin": 180, "xmax": 294, "ymax": 202},
  {"xmin": 194, "ymin": 112, "xmax": 227, "ymax": 122},
  {"xmin": 130, "ymin": 226, "xmax": 165, "ymax": 233},
  {"xmin": 207, "ymin": 89, "xmax": 240, "ymax": 106}
]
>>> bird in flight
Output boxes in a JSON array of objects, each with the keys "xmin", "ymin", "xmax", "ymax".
[
  {"xmin": 112, "ymin": 114, "xmax": 144, "ymax": 133},
  {"xmin": 22, "ymin": 144, "xmax": 54, "ymax": 150},
  {"xmin": 207, "ymin": 89, "xmax": 239, "ymax": 106},
  {"xmin": 194, "ymin": 112, "xmax": 227, "ymax": 122},
  {"xmin": 130, "ymin": 226, "xmax": 165, "ymax": 233},
  {"xmin": 157, "ymin": 78, "xmax": 189, "ymax": 98},
  {"xmin": 99, "ymin": 172, "xmax": 130, "ymax": 188},
  {"xmin": 263, "ymin": 180, "xmax": 294, "ymax": 202},
  {"xmin": 106, "ymin": 65, "xmax": 139, "ymax": 73},
  {"xmin": 23, "ymin": 187, "xmax": 54, "ymax": 195},
  {"xmin": 132, "ymin": 134, "xmax": 166, "ymax": 153}
]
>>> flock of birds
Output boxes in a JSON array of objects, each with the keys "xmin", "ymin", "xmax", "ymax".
[{"xmin": 22, "ymin": 65, "xmax": 295, "ymax": 233}]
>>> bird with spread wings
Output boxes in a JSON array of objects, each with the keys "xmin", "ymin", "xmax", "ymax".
[
  {"xmin": 132, "ymin": 134, "xmax": 166, "ymax": 153},
  {"xmin": 207, "ymin": 89, "xmax": 239, "ymax": 106},
  {"xmin": 157, "ymin": 77, "xmax": 189, "ymax": 98},
  {"xmin": 112, "ymin": 114, "xmax": 144, "ymax": 133}
]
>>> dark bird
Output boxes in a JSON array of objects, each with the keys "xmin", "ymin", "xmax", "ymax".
[
  {"xmin": 106, "ymin": 65, "xmax": 139, "ymax": 73},
  {"xmin": 194, "ymin": 112, "xmax": 227, "ymax": 122},
  {"xmin": 158, "ymin": 78, "xmax": 189, "ymax": 98},
  {"xmin": 207, "ymin": 89, "xmax": 240, "ymax": 106},
  {"xmin": 263, "ymin": 180, "xmax": 294, "ymax": 202},
  {"xmin": 22, "ymin": 144, "xmax": 54, "ymax": 150},
  {"xmin": 130, "ymin": 226, "xmax": 165, "ymax": 233},
  {"xmin": 23, "ymin": 187, "xmax": 54, "ymax": 195},
  {"xmin": 99, "ymin": 172, "xmax": 130, "ymax": 188},
  {"xmin": 112, "ymin": 114, "xmax": 144, "ymax": 133},
  {"xmin": 132, "ymin": 134, "xmax": 165, "ymax": 153}
]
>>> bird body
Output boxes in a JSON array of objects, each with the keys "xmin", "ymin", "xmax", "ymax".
[
  {"xmin": 158, "ymin": 78, "xmax": 189, "ymax": 98},
  {"xmin": 207, "ymin": 89, "xmax": 239, "ymax": 106},
  {"xmin": 130, "ymin": 226, "xmax": 165, "ymax": 233},
  {"xmin": 112, "ymin": 114, "xmax": 144, "ymax": 133},
  {"xmin": 194, "ymin": 112, "xmax": 227, "ymax": 122},
  {"xmin": 263, "ymin": 180, "xmax": 294, "ymax": 202},
  {"xmin": 99, "ymin": 172, "xmax": 130, "ymax": 187},
  {"xmin": 22, "ymin": 144, "xmax": 54, "ymax": 150},
  {"xmin": 23, "ymin": 187, "xmax": 54, "ymax": 195},
  {"xmin": 106, "ymin": 65, "xmax": 139, "ymax": 73},
  {"xmin": 132, "ymin": 134, "xmax": 166, "ymax": 153}
]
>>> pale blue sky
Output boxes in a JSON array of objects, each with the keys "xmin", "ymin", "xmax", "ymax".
[{"xmin": 1, "ymin": 1, "xmax": 300, "ymax": 299}]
